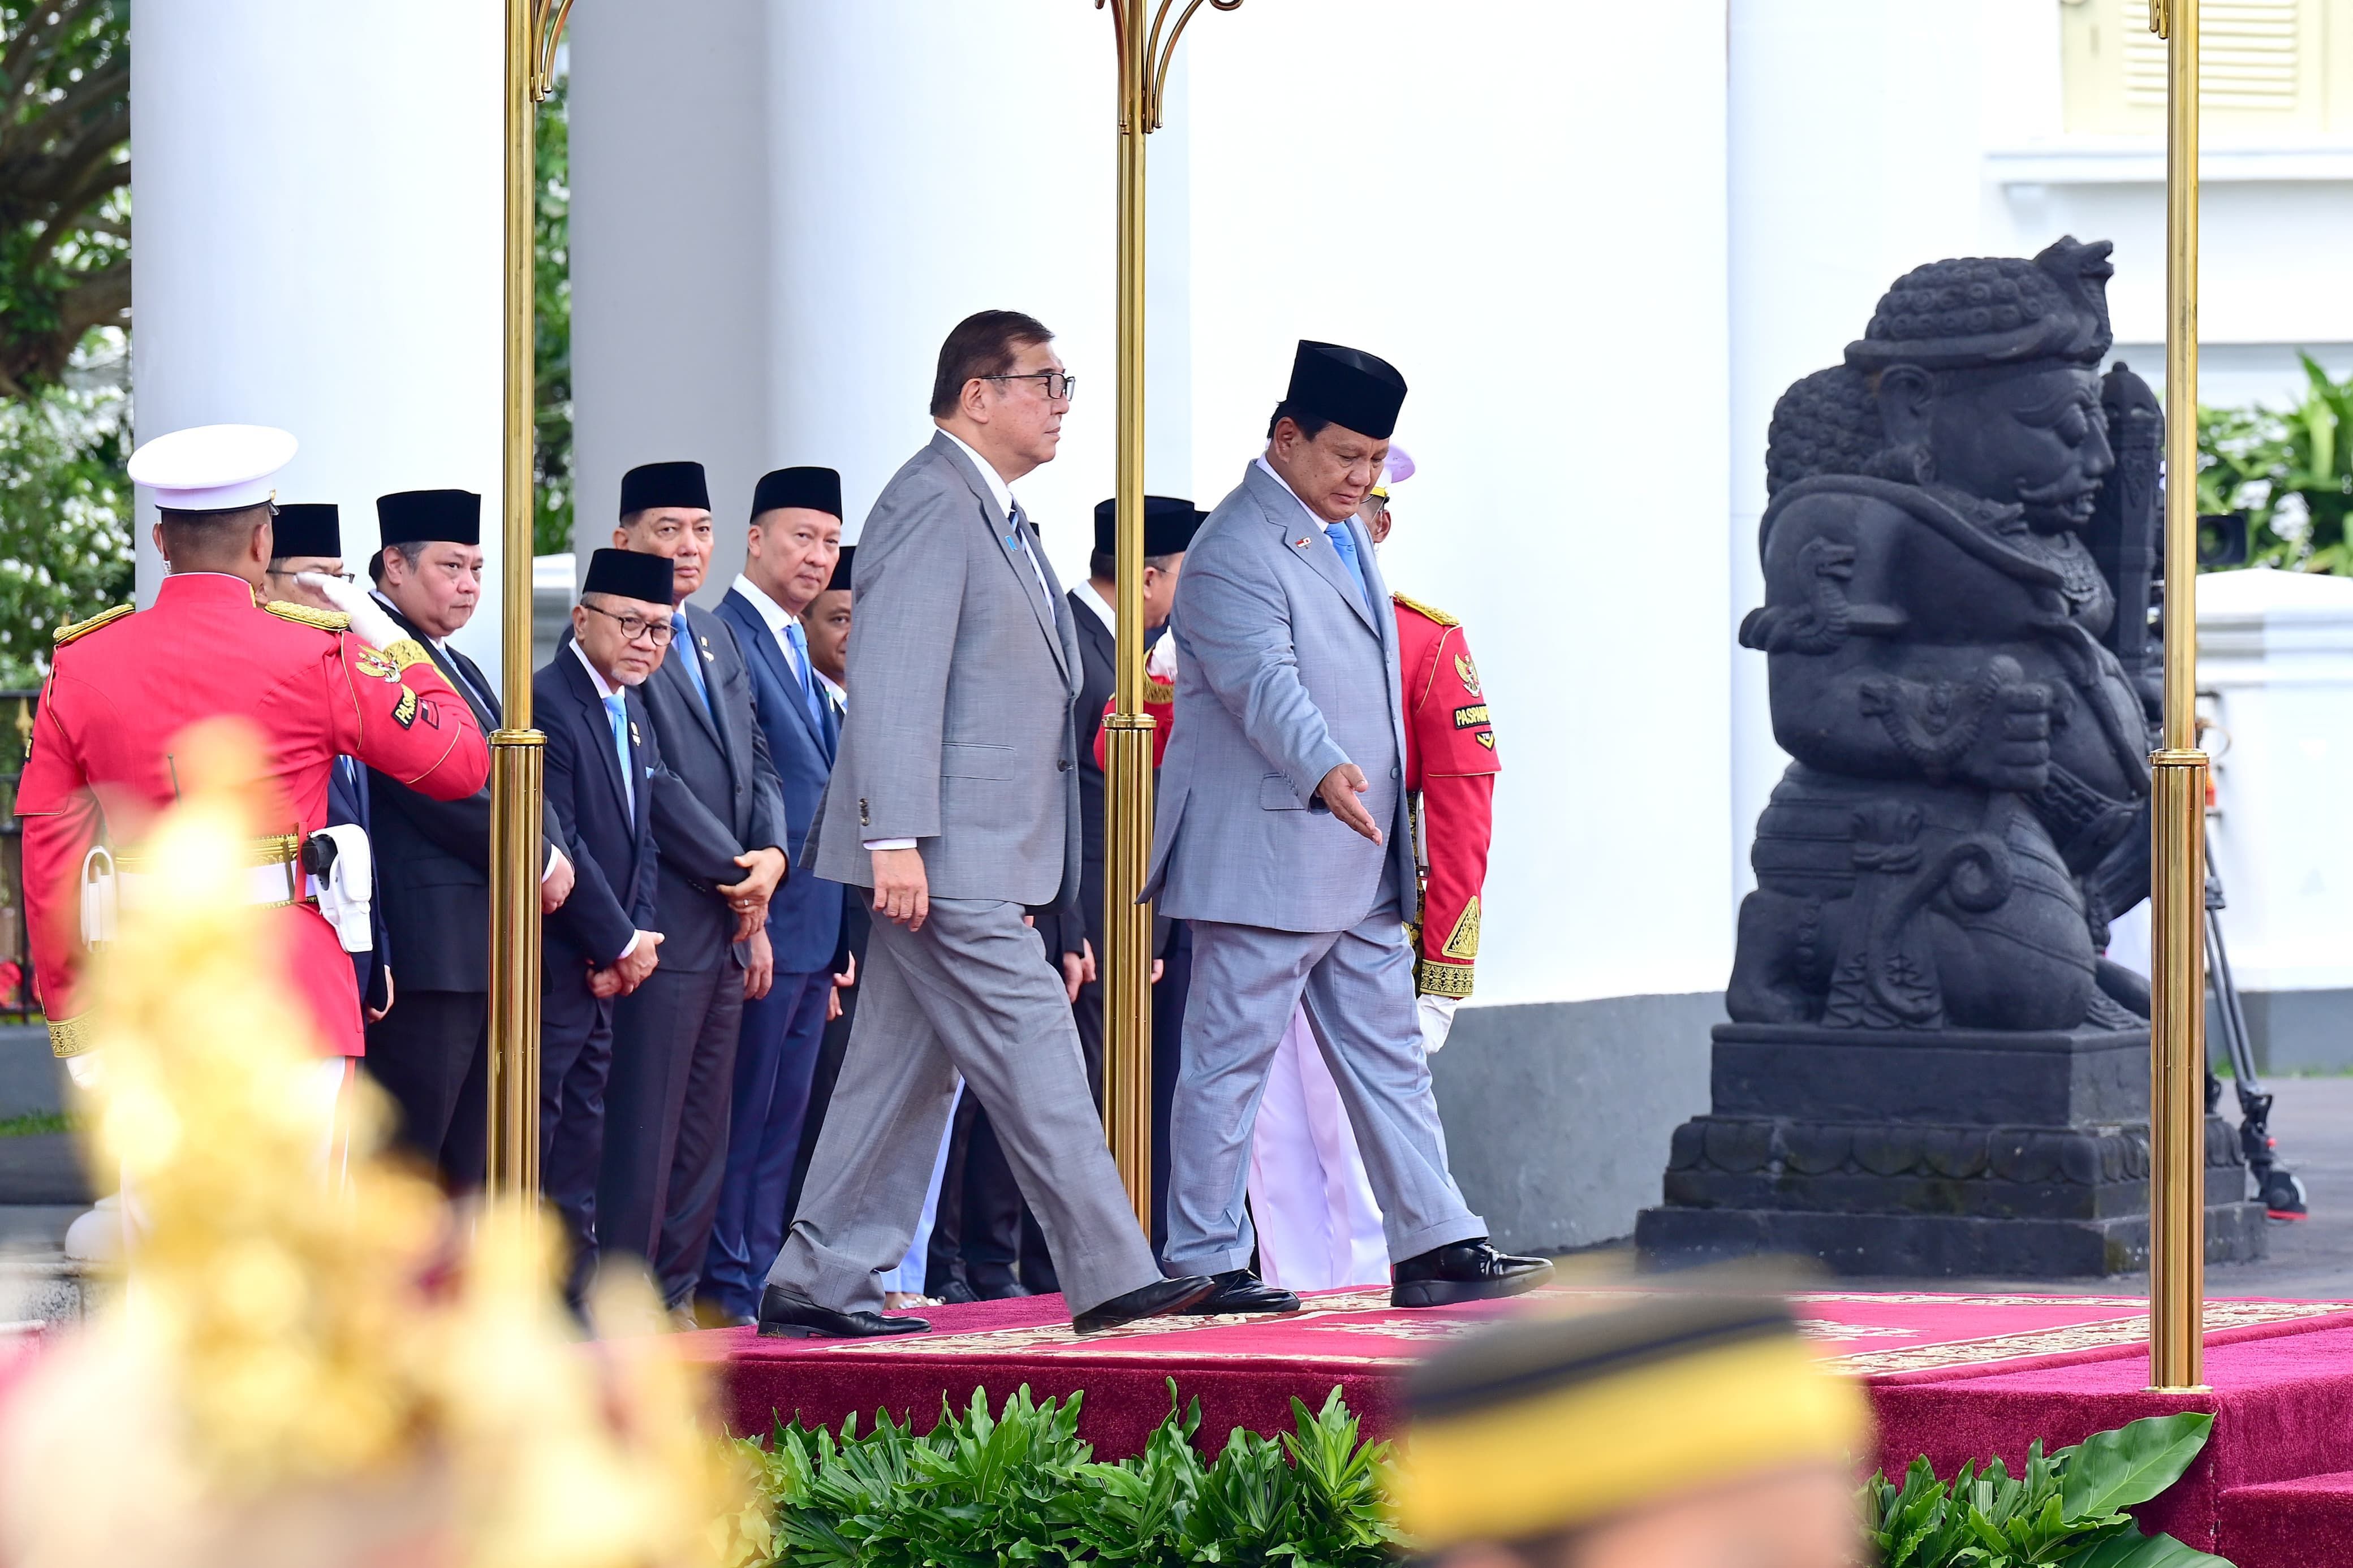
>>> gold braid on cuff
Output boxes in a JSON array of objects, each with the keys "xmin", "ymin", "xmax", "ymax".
[
  {"xmin": 1416, "ymin": 959, "xmax": 1475, "ymax": 999},
  {"xmin": 46, "ymin": 1013, "xmax": 94, "ymax": 1059}
]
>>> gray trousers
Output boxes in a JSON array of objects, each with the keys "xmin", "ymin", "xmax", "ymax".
[
  {"xmin": 766, "ymin": 896, "xmax": 1162, "ymax": 1317},
  {"xmin": 1165, "ymin": 905, "xmax": 1486, "ymax": 1276}
]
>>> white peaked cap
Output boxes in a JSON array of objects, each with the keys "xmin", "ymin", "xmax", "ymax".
[
  {"xmin": 126, "ymin": 424, "xmax": 299, "ymax": 512},
  {"xmin": 1372, "ymin": 442, "xmax": 1415, "ymax": 496}
]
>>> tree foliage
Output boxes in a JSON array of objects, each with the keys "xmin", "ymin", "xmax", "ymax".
[
  {"xmin": 2199, "ymin": 352, "xmax": 2353, "ymax": 572},
  {"xmin": 0, "ymin": 0, "xmax": 130, "ymax": 400},
  {"xmin": 536, "ymin": 74, "xmax": 572, "ymax": 558},
  {"xmin": 0, "ymin": 370, "xmax": 132, "ymax": 684}
]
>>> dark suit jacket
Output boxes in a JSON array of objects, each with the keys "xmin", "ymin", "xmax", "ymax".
[
  {"xmin": 365, "ymin": 597, "xmax": 563, "ymax": 994},
  {"xmin": 716, "ymin": 586, "xmax": 849, "ymax": 977},
  {"xmin": 1059, "ymin": 589, "xmax": 1170, "ymax": 962},
  {"xmin": 535, "ymin": 651, "xmax": 660, "ymax": 990},
  {"xmin": 326, "ymin": 755, "xmax": 393, "ymax": 1014},
  {"xmin": 635, "ymin": 601, "xmax": 789, "ymax": 973}
]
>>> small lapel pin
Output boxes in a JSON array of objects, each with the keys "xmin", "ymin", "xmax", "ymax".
[
  {"xmin": 1293, "ymin": 537, "xmax": 1310, "ymax": 549},
  {"xmin": 629, "ymin": 722, "xmax": 641, "ymax": 745}
]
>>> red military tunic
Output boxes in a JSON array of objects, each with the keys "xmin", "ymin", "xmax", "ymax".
[
  {"xmin": 18, "ymin": 572, "xmax": 492, "ymax": 1059},
  {"xmin": 1391, "ymin": 593, "xmax": 1499, "ymax": 999}
]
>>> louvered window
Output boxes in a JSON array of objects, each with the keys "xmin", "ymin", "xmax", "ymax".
[{"xmin": 2060, "ymin": 0, "xmax": 2343, "ymax": 133}]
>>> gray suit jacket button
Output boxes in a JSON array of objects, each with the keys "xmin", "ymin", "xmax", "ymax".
[
  {"xmin": 1390, "ymin": 764, "xmax": 1402, "ymax": 779},
  {"xmin": 1058, "ymin": 758, "xmax": 1072, "ymax": 771}
]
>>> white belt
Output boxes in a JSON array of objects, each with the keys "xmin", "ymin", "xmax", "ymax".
[{"xmin": 81, "ymin": 837, "xmax": 310, "ymax": 947}]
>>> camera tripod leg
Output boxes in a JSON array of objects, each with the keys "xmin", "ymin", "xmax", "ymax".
[{"xmin": 2205, "ymin": 850, "xmax": 2309, "ymax": 1220}]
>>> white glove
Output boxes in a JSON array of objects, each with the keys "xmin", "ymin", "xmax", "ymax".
[
  {"xmin": 1417, "ymin": 993, "xmax": 1459, "ymax": 1054},
  {"xmin": 1145, "ymin": 633, "xmax": 1179, "ymax": 685},
  {"xmin": 64, "ymin": 1051, "xmax": 104, "ymax": 1091},
  {"xmin": 298, "ymin": 572, "xmax": 404, "ymax": 651}
]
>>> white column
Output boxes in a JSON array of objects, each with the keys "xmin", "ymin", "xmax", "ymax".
[
  {"xmin": 572, "ymin": 2, "xmax": 1162, "ymax": 599},
  {"xmin": 130, "ymin": 3, "xmax": 506, "ymax": 688},
  {"xmin": 2199, "ymin": 569, "xmax": 2353, "ymax": 997},
  {"xmin": 568, "ymin": 1, "xmax": 773, "ymax": 589},
  {"xmin": 1186, "ymin": 1, "xmax": 1734, "ymax": 1004}
]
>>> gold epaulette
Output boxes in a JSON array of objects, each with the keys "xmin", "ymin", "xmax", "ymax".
[
  {"xmin": 1390, "ymin": 591, "xmax": 1459, "ymax": 628},
  {"xmin": 262, "ymin": 601, "xmax": 352, "ymax": 632},
  {"xmin": 52, "ymin": 604, "xmax": 132, "ymax": 647}
]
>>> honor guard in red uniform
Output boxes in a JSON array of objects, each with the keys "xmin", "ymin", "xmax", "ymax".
[
  {"xmin": 18, "ymin": 425, "xmax": 493, "ymax": 1074},
  {"xmin": 1365, "ymin": 448, "xmax": 1498, "ymax": 1052}
]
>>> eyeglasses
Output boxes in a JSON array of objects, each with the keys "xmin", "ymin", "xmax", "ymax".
[
  {"xmin": 985, "ymin": 370, "xmax": 1077, "ymax": 402},
  {"xmin": 581, "ymin": 602, "xmax": 675, "ymax": 646},
  {"xmin": 269, "ymin": 568, "xmax": 356, "ymax": 584}
]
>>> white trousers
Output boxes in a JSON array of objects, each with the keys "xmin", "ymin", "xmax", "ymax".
[{"xmin": 1247, "ymin": 1007, "xmax": 1387, "ymax": 1291}]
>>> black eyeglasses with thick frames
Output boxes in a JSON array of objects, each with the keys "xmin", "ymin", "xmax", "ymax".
[
  {"xmin": 984, "ymin": 370, "xmax": 1077, "ymax": 403},
  {"xmin": 581, "ymin": 602, "xmax": 676, "ymax": 646}
]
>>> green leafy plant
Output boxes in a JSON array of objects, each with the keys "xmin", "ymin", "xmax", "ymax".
[
  {"xmin": 1864, "ymin": 1412, "xmax": 2230, "ymax": 1567},
  {"xmin": 2197, "ymin": 353, "xmax": 2353, "ymax": 571},
  {"xmin": 730, "ymin": 1380, "xmax": 1404, "ymax": 1568},
  {"xmin": 532, "ymin": 71, "xmax": 573, "ymax": 559}
]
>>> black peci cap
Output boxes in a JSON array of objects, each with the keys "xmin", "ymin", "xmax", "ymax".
[
  {"xmin": 824, "ymin": 545, "xmax": 855, "ymax": 594},
  {"xmin": 1092, "ymin": 495, "xmax": 1206, "ymax": 558},
  {"xmin": 752, "ymin": 465, "xmax": 844, "ymax": 522},
  {"xmin": 619, "ymin": 460, "xmax": 711, "ymax": 517},
  {"xmin": 377, "ymin": 489, "xmax": 481, "ymax": 548},
  {"xmin": 581, "ymin": 547, "xmax": 675, "ymax": 606},
  {"xmin": 1282, "ymin": 340, "xmax": 1408, "ymax": 440},
  {"xmin": 272, "ymin": 503, "xmax": 342, "ymax": 560}
]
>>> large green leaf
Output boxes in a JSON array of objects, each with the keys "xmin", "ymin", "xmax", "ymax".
[
  {"xmin": 2058, "ymin": 1414, "xmax": 2214, "ymax": 1519},
  {"xmin": 2059, "ymin": 1529, "xmax": 2235, "ymax": 1568}
]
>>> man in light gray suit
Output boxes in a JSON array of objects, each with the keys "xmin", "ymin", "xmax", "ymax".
[
  {"xmin": 1144, "ymin": 340, "xmax": 1552, "ymax": 1313},
  {"xmin": 759, "ymin": 309, "xmax": 1216, "ymax": 1338}
]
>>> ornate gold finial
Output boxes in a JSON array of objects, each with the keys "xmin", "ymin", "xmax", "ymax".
[
  {"xmin": 1098, "ymin": 0, "xmax": 1246, "ymax": 132},
  {"xmin": 532, "ymin": 0, "xmax": 575, "ymax": 102},
  {"xmin": 2148, "ymin": 0, "xmax": 2169, "ymax": 38}
]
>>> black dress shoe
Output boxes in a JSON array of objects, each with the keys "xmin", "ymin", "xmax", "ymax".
[
  {"xmin": 1390, "ymin": 1239, "xmax": 1553, "ymax": 1308},
  {"xmin": 935, "ymin": 1280, "xmax": 980, "ymax": 1306},
  {"xmin": 1072, "ymin": 1275, "xmax": 1217, "ymax": 1334},
  {"xmin": 756, "ymin": 1284, "xmax": 932, "ymax": 1339},
  {"xmin": 1183, "ymin": 1269, "xmax": 1300, "ymax": 1315},
  {"xmin": 968, "ymin": 1269, "xmax": 1036, "ymax": 1302}
]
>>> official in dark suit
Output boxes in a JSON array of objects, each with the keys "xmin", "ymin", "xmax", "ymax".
[
  {"xmin": 700, "ymin": 466, "xmax": 851, "ymax": 1324},
  {"xmin": 261, "ymin": 502, "xmax": 393, "ymax": 1018},
  {"xmin": 362, "ymin": 489, "xmax": 576, "ymax": 1187},
  {"xmin": 597, "ymin": 462, "xmax": 790, "ymax": 1315},
  {"xmin": 537, "ymin": 547, "xmax": 674, "ymax": 1302}
]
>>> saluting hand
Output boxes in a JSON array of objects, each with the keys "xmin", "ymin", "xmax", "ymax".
[
  {"xmin": 872, "ymin": 847, "xmax": 929, "ymax": 931},
  {"xmin": 1316, "ymin": 762, "xmax": 1385, "ymax": 845}
]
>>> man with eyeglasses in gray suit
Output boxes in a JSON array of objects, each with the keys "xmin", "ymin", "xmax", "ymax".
[{"xmin": 757, "ymin": 309, "xmax": 1214, "ymax": 1339}]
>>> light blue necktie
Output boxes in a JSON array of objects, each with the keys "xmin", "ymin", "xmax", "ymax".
[
  {"xmin": 602, "ymin": 693, "xmax": 634, "ymax": 823},
  {"xmin": 784, "ymin": 620, "xmax": 826, "ymax": 731},
  {"xmin": 1325, "ymin": 521, "xmax": 1371, "ymax": 612},
  {"xmin": 676, "ymin": 623, "xmax": 714, "ymax": 719}
]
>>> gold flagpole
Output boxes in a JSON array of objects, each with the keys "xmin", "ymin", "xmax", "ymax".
[
  {"xmin": 2148, "ymin": 0, "xmax": 2207, "ymax": 1393},
  {"xmin": 1095, "ymin": 0, "xmax": 1242, "ymax": 1227},
  {"xmin": 486, "ymin": 0, "xmax": 574, "ymax": 1198}
]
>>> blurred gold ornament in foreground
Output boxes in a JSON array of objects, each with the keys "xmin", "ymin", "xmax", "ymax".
[{"xmin": 0, "ymin": 721, "xmax": 751, "ymax": 1567}]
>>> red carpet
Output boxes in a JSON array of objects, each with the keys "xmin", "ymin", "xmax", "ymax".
[{"xmin": 697, "ymin": 1286, "xmax": 2353, "ymax": 1565}]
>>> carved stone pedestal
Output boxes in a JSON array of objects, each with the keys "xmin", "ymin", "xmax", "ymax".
[{"xmin": 1635, "ymin": 1023, "xmax": 2268, "ymax": 1277}]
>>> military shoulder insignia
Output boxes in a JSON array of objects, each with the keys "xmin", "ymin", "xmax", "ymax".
[
  {"xmin": 1390, "ymin": 591, "xmax": 1459, "ymax": 628},
  {"xmin": 262, "ymin": 601, "xmax": 352, "ymax": 633},
  {"xmin": 351, "ymin": 646, "xmax": 403, "ymax": 684},
  {"xmin": 1454, "ymin": 651, "xmax": 1483, "ymax": 698},
  {"xmin": 391, "ymin": 686, "xmax": 420, "ymax": 728},
  {"xmin": 263, "ymin": 601, "xmax": 351, "ymax": 633},
  {"xmin": 52, "ymin": 604, "xmax": 132, "ymax": 646}
]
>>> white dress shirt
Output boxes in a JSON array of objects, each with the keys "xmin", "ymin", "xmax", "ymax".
[{"xmin": 730, "ymin": 572, "xmax": 816, "ymax": 686}]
